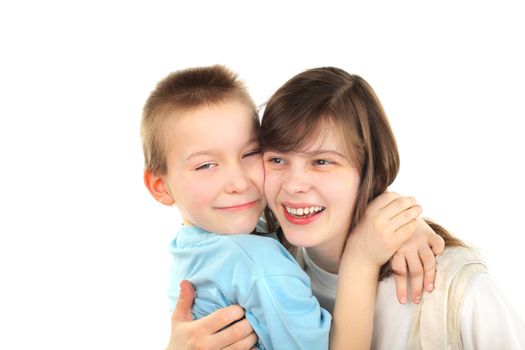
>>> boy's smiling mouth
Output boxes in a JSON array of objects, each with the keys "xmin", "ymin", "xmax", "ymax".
[{"xmin": 216, "ymin": 200, "xmax": 259, "ymax": 211}]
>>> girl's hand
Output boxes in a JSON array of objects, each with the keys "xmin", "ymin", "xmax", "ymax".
[
  {"xmin": 343, "ymin": 192, "xmax": 422, "ymax": 269},
  {"xmin": 165, "ymin": 280, "xmax": 257, "ymax": 350},
  {"xmin": 391, "ymin": 219, "xmax": 445, "ymax": 304}
]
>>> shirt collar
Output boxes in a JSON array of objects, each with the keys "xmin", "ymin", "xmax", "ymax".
[{"xmin": 175, "ymin": 225, "xmax": 214, "ymax": 247}]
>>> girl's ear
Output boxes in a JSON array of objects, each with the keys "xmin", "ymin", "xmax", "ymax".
[{"xmin": 144, "ymin": 170, "xmax": 175, "ymax": 206}]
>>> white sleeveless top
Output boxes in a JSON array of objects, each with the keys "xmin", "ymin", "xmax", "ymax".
[{"xmin": 298, "ymin": 247, "xmax": 525, "ymax": 349}]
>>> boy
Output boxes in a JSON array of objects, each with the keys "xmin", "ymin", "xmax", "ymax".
[{"xmin": 141, "ymin": 65, "xmax": 331, "ymax": 350}]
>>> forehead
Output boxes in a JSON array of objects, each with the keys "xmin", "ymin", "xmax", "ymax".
[
  {"xmin": 292, "ymin": 120, "xmax": 349, "ymax": 154},
  {"xmin": 163, "ymin": 100, "xmax": 258, "ymax": 156}
]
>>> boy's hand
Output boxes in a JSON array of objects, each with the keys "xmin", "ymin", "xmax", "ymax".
[
  {"xmin": 391, "ymin": 219, "xmax": 445, "ymax": 304},
  {"xmin": 343, "ymin": 192, "xmax": 422, "ymax": 269},
  {"xmin": 166, "ymin": 280, "xmax": 257, "ymax": 350}
]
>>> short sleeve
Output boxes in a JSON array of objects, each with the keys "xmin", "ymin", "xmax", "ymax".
[{"xmin": 243, "ymin": 274, "xmax": 331, "ymax": 350}]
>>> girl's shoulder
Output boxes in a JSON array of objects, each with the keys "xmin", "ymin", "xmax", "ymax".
[
  {"xmin": 410, "ymin": 247, "xmax": 488, "ymax": 348},
  {"xmin": 436, "ymin": 246, "xmax": 487, "ymax": 279}
]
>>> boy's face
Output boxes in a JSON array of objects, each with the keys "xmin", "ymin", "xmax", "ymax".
[{"xmin": 158, "ymin": 100, "xmax": 265, "ymax": 234}]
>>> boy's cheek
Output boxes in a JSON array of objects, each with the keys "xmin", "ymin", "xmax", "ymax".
[
  {"xmin": 250, "ymin": 164, "xmax": 266, "ymax": 190},
  {"xmin": 258, "ymin": 197, "xmax": 268, "ymax": 209}
]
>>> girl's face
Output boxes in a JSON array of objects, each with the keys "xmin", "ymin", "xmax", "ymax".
[{"xmin": 263, "ymin": 124, "xmax": 361, "ymax": 253}]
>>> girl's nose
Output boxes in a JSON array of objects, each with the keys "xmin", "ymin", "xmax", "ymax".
[{"xmin": 282, "ymin": 166, "xmax": 311, "ymax": 195}]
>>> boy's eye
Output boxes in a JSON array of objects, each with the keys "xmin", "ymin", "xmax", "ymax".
[
  {"xmin": 243, "ymin": 149, "xmax": 262, "ymax": 158},
  {"xmin": 195, "ymin": 163, "xmax": 216, "ymax": 171},
  {"xmin": 314, "ymin": 159, "xmax": 332, "ymax": 166}
]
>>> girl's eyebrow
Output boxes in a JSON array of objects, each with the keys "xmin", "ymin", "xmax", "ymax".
[
  {"xmin": 262, "ymin": 149, "xmax": 347, "ymax": 159},
  {"xmin": 302, "ymin": 149, "xmax": 347, "ymax": 159}
]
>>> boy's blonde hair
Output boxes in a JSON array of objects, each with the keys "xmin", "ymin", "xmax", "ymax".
[{"xmin": 141, "ymin": 65, "xmax": 257, "ymax": 175}]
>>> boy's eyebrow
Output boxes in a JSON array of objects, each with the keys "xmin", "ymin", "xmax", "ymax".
[
  {"xmin": 185, "ymin": 139, "xmax": 261, "ymax": 161},
  {"xmin": 185, "ymin": 150, "xmax": 215, "ymax": 161},
  {"xmin": 245, "ymin": 138, "xmax": 261, "ymax": 147}
]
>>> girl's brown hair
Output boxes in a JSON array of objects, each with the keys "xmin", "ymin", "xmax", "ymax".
[{"xmin": 261, "ymin": 67, "xmax": 464, "ymax": 280}]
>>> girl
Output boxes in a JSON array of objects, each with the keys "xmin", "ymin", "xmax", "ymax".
[{"xmin": 259, "ymin": 67, "xmax": 524, "ymax": 349}]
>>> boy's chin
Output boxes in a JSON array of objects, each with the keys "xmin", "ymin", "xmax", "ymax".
[{"xmin": 216, "ymin": 220, "xmax": 259, "ymax": 235}]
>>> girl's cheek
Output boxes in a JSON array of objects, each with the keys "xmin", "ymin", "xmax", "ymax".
[{"xmin": 263, "ymin": 175, "xmax": 279, "ymax": 197}]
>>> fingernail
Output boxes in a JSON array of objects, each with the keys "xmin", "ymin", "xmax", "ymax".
[
  {"xmin": 400, "ymin": 296, "xmax": 407, "ymax": 304},
  {"xmin": 427, "ymin": 283, "xmax": 434, "ymax": 291},
  {"xmin": 414, "ymin": 296, "xmax": 421, "ymax": 304}
]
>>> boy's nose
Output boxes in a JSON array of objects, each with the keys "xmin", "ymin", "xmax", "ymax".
[{"xmin": 225, "ymin": 166, "xmax": 250, "ymax": 193}]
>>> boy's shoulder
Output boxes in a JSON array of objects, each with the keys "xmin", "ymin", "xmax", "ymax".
[
  {"xmin": 226, "ymin": 233, "xmax": 286, "ymax": 255},
  {"xmin": 225, "ymin": 233, "xmax": 301, "ymax": 272}
]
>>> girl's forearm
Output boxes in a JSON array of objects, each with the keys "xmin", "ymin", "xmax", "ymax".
[{"xmin": 330, "ymin": 256, "xmax": 379, "ymax": 350}]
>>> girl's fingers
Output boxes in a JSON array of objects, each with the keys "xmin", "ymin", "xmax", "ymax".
[
  {"xmin": 391, "ymin": 253, "xmax": 409, "ymax": 304},
  {"xmin": 223, "ymin": 332, "xmax": 258, "ymax": 350},
  {"xmin": 390, "ymin": 205, "xmax": 422, "ymax": 234},
  {"xmin": 196, "ymin": 305, "xmax": 245, "ymax": 334},
  {"xmin": 368, "ymin": 191, "xmax": 401, "ymax": 212},
  {"xmin": 172, "ymin": 280, "xmax": 196, "ymax": 323},
  {"xmin": 393, "ymin": 219, "xmax": 418, "ymax": 244},
  {"xmin": 381, "ymin": 196, "xmax": 416, "ymax": 219},
  {"xmin": 219, "ymin": 319, "xmax": 257, "ymax": 350}
]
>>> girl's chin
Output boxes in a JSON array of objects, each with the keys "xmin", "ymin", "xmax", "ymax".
[{"xmin": 282, "ymin": 232, "xmax": 318, "ymax": 248}]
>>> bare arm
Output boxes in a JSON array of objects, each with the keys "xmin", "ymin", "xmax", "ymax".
[
  {"xmin": 330, "ymin": 193, "xmax": 421, "ymax": 350},
  {"xmin": 330, "ymin": 254, "xmax": 380, "ymax": 350},
  {"xmin": 165, "ymin": 280, "xmax": 257, "ymax": 350}
]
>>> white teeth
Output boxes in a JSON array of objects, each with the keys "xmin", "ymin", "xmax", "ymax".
[{"xmin": 285, "ymin": 205, "xmax": 325, "ymax": 217}]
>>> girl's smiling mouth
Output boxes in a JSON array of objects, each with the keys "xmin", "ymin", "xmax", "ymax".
[{"xmin": 281, "ymin": 204, "xmax": 326, "ymax": 224}]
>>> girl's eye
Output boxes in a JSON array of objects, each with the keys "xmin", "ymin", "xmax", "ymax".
[
  {"xmin": 195, "ymin": 163, "xmax": 216, "ymax": 171},
  {"xmin": 267, "ymin": 157, "xmax": 285, "ymax": 165},
  {"xmin": 314, "ymin": 159, "xmax": 332, "ymax": 166},
  {"xmin": 243, "ymin": 149, "xmax": 262, "ymax": 158}
]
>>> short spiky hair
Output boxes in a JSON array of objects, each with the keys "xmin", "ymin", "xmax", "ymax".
[{"xmin": 141, "ymin": 65, "xmax": 257, "ymax": 174}]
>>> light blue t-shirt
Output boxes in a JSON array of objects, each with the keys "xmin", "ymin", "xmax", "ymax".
[{"xmin": 168, "ymin": 225, "xmax": 331, "ymax": 350}]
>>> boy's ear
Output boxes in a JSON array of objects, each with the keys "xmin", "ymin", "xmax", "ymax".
[{"xmin": 144, "ymin": 170, "xmax": 175, "ymax": 206}]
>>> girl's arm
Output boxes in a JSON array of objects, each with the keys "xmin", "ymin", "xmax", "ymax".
[
  {"xmin": 330, "ymin": 192, "xmax": 421, "ymax": 350},
  {"xmin": 165, "ymin": 280, "xmax": 257, "ymax": 350}
]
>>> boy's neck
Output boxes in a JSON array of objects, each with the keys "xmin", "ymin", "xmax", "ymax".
[{"xmin": 182, "ymin": 218, "xmax": 194, "ymax": 226}]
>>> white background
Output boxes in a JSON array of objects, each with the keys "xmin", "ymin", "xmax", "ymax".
[{"xmin": 1, "ymin": 1, "xmax": 524, "ymax": 349}]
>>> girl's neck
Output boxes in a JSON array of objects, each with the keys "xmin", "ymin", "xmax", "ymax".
[{"xmin": 305, "ymin": 238, "xmax": 346, "ymax": 274}]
